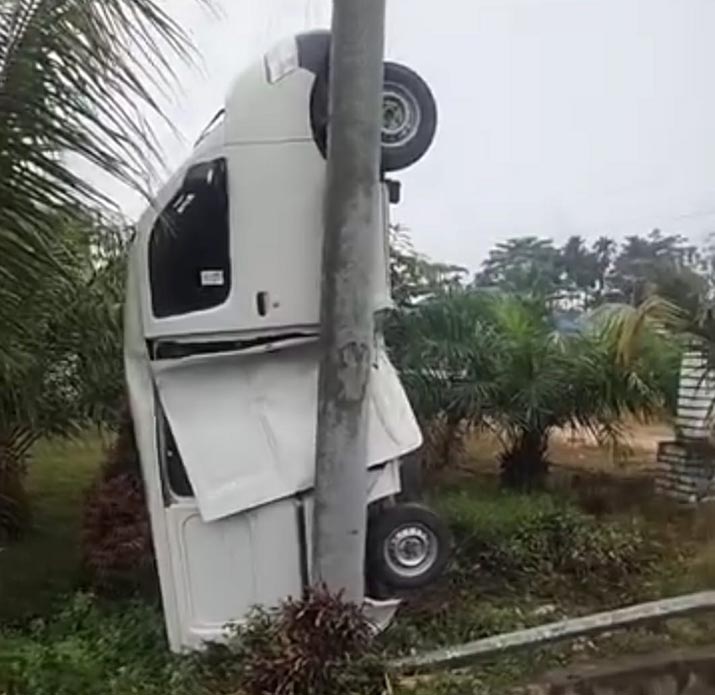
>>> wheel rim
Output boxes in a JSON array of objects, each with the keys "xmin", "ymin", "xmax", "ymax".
[
  {"xmin": 382, "ymin": 82, "xmax": 421, "ymax": 149},
  {"xmin": 383, "ymin": 522, "xmax": 438, "ymax": 579}
]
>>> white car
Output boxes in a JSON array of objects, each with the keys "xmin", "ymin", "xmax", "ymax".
[{"xmin": 125, "ymin": 31, "xmax": 448, "ymax": 651}]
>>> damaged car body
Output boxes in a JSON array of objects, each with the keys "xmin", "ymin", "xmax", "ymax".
[{"xmin": 124, "ymin": 31, "xmax": 448, "ymax": 651}]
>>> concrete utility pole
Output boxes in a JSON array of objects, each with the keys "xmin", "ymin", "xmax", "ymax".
[{"xmin": 312, "ymin": 0, "xmax": 386, "ymax": 601}]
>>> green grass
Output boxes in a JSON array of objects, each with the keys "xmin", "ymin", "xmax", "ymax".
[
  {"xmin": 0, "ymin": 435, "xmax": 104, "ymax": 622},
  {"xmin": 433, "ymin": 480, "xmax": 570, "ymax": 543}
]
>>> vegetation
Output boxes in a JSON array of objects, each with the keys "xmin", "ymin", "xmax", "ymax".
[
  {"xmin": 1, "ymin": 435, "xmax": 714, "ymax": 695},
  {"xmin": 0, "ymin": 0, "xmax": 191, "ymax": 335},
  {"xmin": 388, "ymin": 291, "xmax": 675, "ymax": 487},
  {"xmin": 0, "ymin": 594, "xmax": 202, "ymax": 695},
  {"xmin": 0, "ymin": 222, "xmax": 127, "ymax": 539},
  {"xmin": 385, "ymin": 224, "xmax": 715, "ymax": 487},
  {"xmin": 0, "ymin": 436, "xmax": 103, "ymax": 622},
  {"xmin": 80, "ymin": 412, "xmax": 155, "ymax": 595},
  {"xmin": 0, "ymin": 0, "xmax": 196, "ymax": 537},
  {"xmin": 389, "ymin": 225, "xmax": 468, "ymax": 306},
  {"xmin": 472, "ymin": 229, "xmax": 711, "ymax": 310},
  {"xmin": 230, "ymin": 589, "xmax": 388, "ymax": 695},
  {"xmin": 442, "ymin": 485, "xmax": 660, "ymax": 600},
  {"xmin": 474, "ymin": 236, "xmax": 566, "ymax": 298},
  {"xmin": 382, "ymin": 481, "xmax": 667, "ymax": 657}
]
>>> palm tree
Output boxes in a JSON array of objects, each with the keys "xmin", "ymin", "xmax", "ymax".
[
  {"xmin": 389, "ymin": 292, "xmax": 671, "ymax": 489},
  {"xmin": 0, "ymin": 0, "xmax": 197, "ymax": 343},
  {"xmin": 592, "ymin": 236, "xmax": 617, "ymax": 302},
  {"xmin": 597, "ymin": 295, "xmax": 715, "ymax": 443},
  {"xmin": 481, "ymin": 296, "xmax": 670, "ymax": 488},
  {"xmin": 386, "ymin": 291, "xmax": 499, "ymax": 467},
  {"xmin": 0, "ymin": 218, "xmax": 127, "ymax": 539},
  {"xmin": 0, "ymin": 0, "xmax": 201, "ymax": 537}
]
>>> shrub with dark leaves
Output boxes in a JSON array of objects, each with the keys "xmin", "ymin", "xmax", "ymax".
[
  {"xmin": 232, "ymin": 587, "xmax": 388, "ymax": 695},
  {"xmin": 0, "ymin": 473, "xmax": 31, "ymax": 543},
  {"xmin": 81, "ymin": 414, "xmax": 155, "ymax": 594},
  {"xmin": 81, "ymin": 472, "xmax": 155, "ymax": 594}
]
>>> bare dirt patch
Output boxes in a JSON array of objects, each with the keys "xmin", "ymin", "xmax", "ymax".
[{"xmin": 462, "ymin": 420, "xmax": 674, "ymax": 478}]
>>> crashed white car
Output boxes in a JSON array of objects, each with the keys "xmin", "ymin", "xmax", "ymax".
[{"xmin": 125, "ymin": 31, "xmax": 448, "ymax": 651}]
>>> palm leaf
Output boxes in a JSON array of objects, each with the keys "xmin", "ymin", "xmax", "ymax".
[
  {"xmin": 591, "ymin": 295, "xmax": 686, "ymax": 365},
  {"xmin": 0, "ymin": 0, "xmax": 201, "ymax": 328}
]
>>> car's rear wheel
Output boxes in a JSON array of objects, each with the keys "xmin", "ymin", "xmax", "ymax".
[
  {"xmin": 366, "ymin": 503, "xmax": 450, "ymax": 594},
  {"xmin": 310, "ymin": 61, "xmax": 438, "ymax": 172}
]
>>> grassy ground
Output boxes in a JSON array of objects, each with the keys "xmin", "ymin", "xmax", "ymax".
[
  {"xmin": 2, "ymin": 430, "xmax": 715, "ymax": 694},
  {"xmin": 380, "ymin": 472, "xmax": 715, "ymax": 693},
  {"xmin": 0, "ymin": 434, "xmax": 104, "ymax": 622}
]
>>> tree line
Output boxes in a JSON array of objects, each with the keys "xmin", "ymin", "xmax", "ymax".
[{"xmin": 393, "ymin": 227, "xmax": 714, "ymax": 312}]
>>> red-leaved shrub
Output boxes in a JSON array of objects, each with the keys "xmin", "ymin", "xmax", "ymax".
[
  {"xmin": 232, "ymin": 587, "xmax": 387, "ymax": 695},
  {"xmin": 81, "ymin": 414, "xmax": 156, "ymax": 594}
]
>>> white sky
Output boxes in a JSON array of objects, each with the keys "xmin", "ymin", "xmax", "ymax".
[{"xmin": 108, "ymin": 0, "xmax": 715, "ymax": 271}]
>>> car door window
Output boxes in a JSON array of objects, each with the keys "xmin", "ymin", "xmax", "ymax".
[{"xmin": 149, "ymin": 158, "xmax": 230, "ymax": 318}]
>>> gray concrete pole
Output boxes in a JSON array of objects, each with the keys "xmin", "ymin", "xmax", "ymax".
[{"xmin": 312, "ymin": 0, "xmax": 386, "ymax": 601}]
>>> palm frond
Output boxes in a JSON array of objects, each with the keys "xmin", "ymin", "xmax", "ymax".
[
  {"xmin": 0, "ymin": 0, "xmax": 201, "ymax": 319},
  {"xmin": 590, "ymin": 295, "xmax": 686, "ymax": 365}
]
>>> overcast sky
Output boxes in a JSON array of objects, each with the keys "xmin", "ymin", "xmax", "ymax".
[{"xmin": 110, "ymin": 0, "xmax": 715, "ymax": 271}]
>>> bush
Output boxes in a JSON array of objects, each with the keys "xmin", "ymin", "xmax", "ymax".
[
  {"xmin": 231, "ymin": 588, "xmax": 388, "ymax": 695},
  {"xmin": 440, "ymin": 485, "xmax": 661, "ymax": 598},
  {"xmin": 381, "ymin": 485, "xmax": 664, "ymax": 656},
  {"xmin": 0, "ymin": 591, "xmax": 388, "ymax": 695},
  {"xmin": 81, "ymin": 472, "xmax": 155, "ymax": 595},
  {"xmin": 81, "ymin": 415, "xmax": 155, "ymax": 594}
]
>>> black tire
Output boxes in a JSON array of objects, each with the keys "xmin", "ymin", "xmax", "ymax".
[
  {"xmin": 309, "ymin": 61, "xmax": 438, "ymax": 173},
  {"xmin": 380, "ymin": 62, "xmax": 437, "ymax": 172},
  {"xmin": 366, "ymin": 503, "xmax": 450, "ymax": 593}
]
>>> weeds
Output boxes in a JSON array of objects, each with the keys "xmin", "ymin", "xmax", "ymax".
[
  {"xmin": 0, "ymin": 594, "xmax": 196, "ymax": 695},
  {"xmin": 381, "ymin": 483, "xmax": 667, "ymax": 657},
  {"xmin": 440, "ymin": 483, "xmax": 663, "ymax": 600},
  {"xmin": 1, "ymin": 442, "xmax": 707, "ymax": 695}
]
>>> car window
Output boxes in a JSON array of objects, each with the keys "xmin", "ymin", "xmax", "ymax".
[{"xmin": 149, "ymin": 158, "xmax": 230, "ymax": 318}]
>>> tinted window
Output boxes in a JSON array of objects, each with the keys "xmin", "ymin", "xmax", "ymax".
[{"xmin": 149, "ymin": 158, "xmax": 230, "ymax": 318}]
